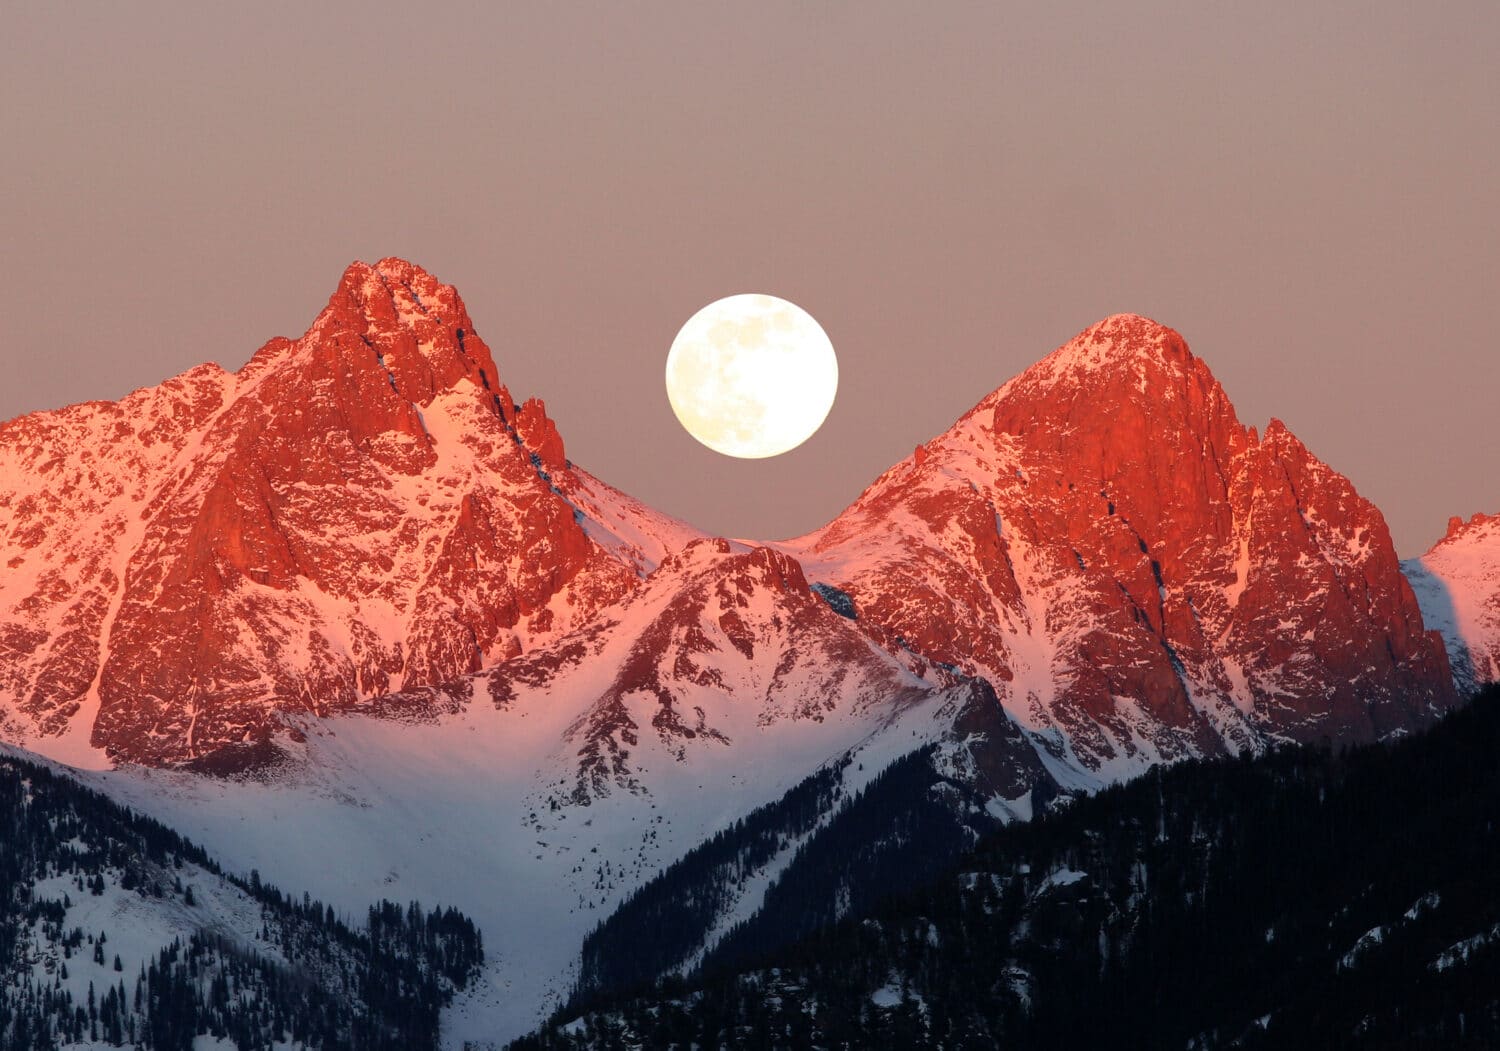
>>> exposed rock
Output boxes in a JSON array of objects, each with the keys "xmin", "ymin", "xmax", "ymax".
[
  {"xmin": 788, "ymin": 314, "xmax": 1455, "ymax": 780},
  {"xmin": 515, "ymin": 397, "xmax": 567, "ymax": 471},
  {"xmin": 0, "ymin": 258, "xmax": 698, "ymax": 765}
]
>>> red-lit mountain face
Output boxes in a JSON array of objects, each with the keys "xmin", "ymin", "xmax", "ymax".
[
  {"xmin": 0, "ymin": 266, "xmax": 1459, "ymax": 787},
  {"xmin": 0, "ymin": 259, "xmax": 698, "ymax": 765},
  {"xmin": 1405, "ymin": 512, "xmax": 1500, "ymax": 696},
  {"xmin": 787, "ymin": 314, "xmax": 1456, "ymax": 781}
]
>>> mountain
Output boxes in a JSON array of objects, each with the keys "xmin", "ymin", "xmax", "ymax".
[
  {"xmin": 0, "ymin": 258, "xmax": 698, "ymax": 767},
  {"xmin": 0, "ymin": 270, "xmax": 1454, "ymax": 780},
  {"xmin": 68, "ymin": 535, "xmax": 1047, "ymax": 1045},
  {"xmin": 0, "ymin": 262, "xmax": 1473, "ymax": 1044},
  {"xmin": 517, "ymin": 685, "xmax": 1500, "ymax": 1050},
  {"xmin": 1405, "ymin": 512, "xmax": 1500, "ymax": 695},
  {"xmin": 786, "ymin": 313, "xmax": 1455, "ymax": 785},
  {"xmin": 0, "ymin": 744, "xmax": 482, "ymax": 1049}
]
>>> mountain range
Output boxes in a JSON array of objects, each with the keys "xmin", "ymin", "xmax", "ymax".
[{"xmin": 0, "ymin": 258, "xmax": 1494, "ymax": 1045}]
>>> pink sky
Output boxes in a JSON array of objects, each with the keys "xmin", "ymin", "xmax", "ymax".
[{"xmin": 1, "ymin": 2, "xmax": 1495, "ymax": 555}]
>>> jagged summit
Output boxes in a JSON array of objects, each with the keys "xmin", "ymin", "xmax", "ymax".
[
  {"xmin": 1438, "ymin": 510, "xmax": 1500, "ymax": 547},
  {"xmin": 984, "ymin": 314, "xmax": 1245, "ymax": 488},
  {"xmin": 315, "ymin": 257, "xmax": 502, "ymax": 402},
  {"xmin": 236, "ymin": 258, "xmax": 492, "ymax": 401},
  {"xmin": 982, "ymin": 314, "xmax": 1206, "ymax": 417}
]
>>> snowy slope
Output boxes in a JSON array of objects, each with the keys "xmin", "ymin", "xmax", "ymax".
[
  {"xmin": 87, "ymin": 694, "xmax": 975, "ymax": 1046},
  {"xmin": 1404, "ymin": 512, "xmax": 1500, "ymax": 694},
  {"xmin": 70, "ymin": 538, "xmax": 1042, "ymax": 1046},
  {"xmin": 0, "ymin": 748, "xmax": 480, "ymax": 1049}
]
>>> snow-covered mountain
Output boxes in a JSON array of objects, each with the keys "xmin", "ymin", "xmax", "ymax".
[
  {"xmin": 0, "ymin": 260, "xmax": 1479, "ymax": 1044},
  {"xmin": 785, "ymin": 313, "xmax": 1454, "ymax": 785},
  {"xmin": 0, "ymin": 266, "xmax": 1456, "ymax": 780},
  {"xmin": 1405, "ymin": 512, "xmax": 1500, "ymax": 695},
  {"xmin": 76, "ymin": 532, "xmax": 1044, "ymax": 1042},
  {"xmin": 0, "ymin": 520, "xmax": 1047, "ymax": 1044},
  {"xmin": 0, "ymin": 259, "xmax": 698, "ymax": 768}
]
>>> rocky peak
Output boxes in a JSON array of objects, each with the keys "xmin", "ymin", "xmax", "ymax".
[
  {"xmin": 312, "ymin": 258, "xmax": 504, "ymax": 407},
  {"xmin": 1438, "ymin": 511, "xmax": 1499, "ymax": 547},
  {"xmin": 0, "ymin": 258, "xmax": 694, "ymax": 766},
  {"xmin": 985, "ymin": 315, "xmax": 1247, "ymax": 539},
  {"xmin": 792, "ymin": 314, "xmax": 1456, "ymax": 779},
  {"xmin": 992, "ymin": 314, "xmax": 1210, "ymax": 414},
  {"xmin": 1405, "ymin": 509, "xmax": 1500, "ymax": 695},
  {"xmin": 656, "ymin": 538, "xmax": 807, "ymax": 590},
  {"xmin": 472, "ymin": 535, "xmax": 943, "ymax": 804}
]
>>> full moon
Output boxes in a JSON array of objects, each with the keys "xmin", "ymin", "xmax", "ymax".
[{"xmin": 665, "ymin": 294, "xmax": 839, "ymax": 459}]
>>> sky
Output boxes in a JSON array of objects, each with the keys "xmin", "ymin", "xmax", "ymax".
[{"xmin": 1, "ymin": 2, "xmax": 1495, "ymax": 556}]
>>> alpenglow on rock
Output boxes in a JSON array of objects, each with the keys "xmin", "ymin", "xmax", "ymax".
[
  {"xmin": 0, "ymin": 259, "xmax": 698, "ymax": 766},
  {"xmin": 0, "ymin": 277, "xmax": 1461, "ymax": 781},
  {"xmin": 1404, "ymin": 511, "xmax": 1500, "ymax": 696},
  {"xmin": 784, "ymin": 314, "xmax": 1456, "ymax": 784}
]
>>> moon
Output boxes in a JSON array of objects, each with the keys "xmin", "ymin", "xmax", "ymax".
[{"xmin": 665, "ymin": 294, "xmax": 839, "ymax": 459}]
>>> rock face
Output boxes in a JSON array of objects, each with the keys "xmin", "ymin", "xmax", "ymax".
[
  {"xmin": 786, "ymin": 314, "xmax": 1455, "ymax": 782},
  {"xmin": 1404, "ymin": 512, "xmax": 1500, "ymax": 695},
  {"xmin": 0, "ymin": 259, "xmax": 698, "ymax": 765}
]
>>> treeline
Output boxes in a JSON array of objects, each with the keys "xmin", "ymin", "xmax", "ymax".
[
  {"xmin": 697, "ymin": 746, "xmax": 991, "ymax": 982},
  {"xmin": 519, "ymin": 684, "xmax": 1500, "ymax": 1049},
  {"xmin": 574, "ymin": 760, "xmax": 847, "ymax": 1001},
  {"xmin": 0, "ymin": 751, "xmax": 484, "ymax": 1050},
  {"xmin": 568, "ymin": 745, "xmax": 1001, "ymax": 1018}
]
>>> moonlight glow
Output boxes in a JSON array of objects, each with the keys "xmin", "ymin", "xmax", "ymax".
[{"xmin": 665, "ymin": 294, "xmax": 839, "ymax": 459}]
